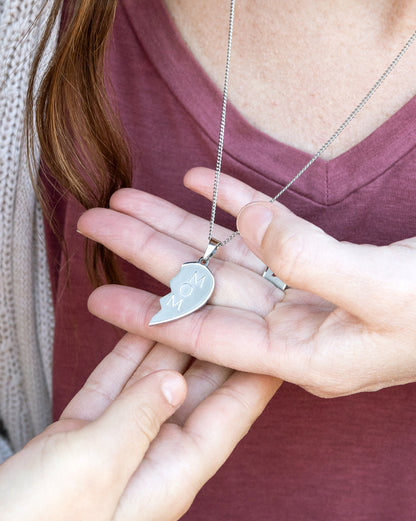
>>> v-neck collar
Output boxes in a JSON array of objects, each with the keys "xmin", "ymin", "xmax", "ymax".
[{"xmin": 122, "ymin": 0, "xmax": 416, "ymax": 206}]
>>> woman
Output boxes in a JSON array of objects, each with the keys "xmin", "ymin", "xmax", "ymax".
[{"xmin": 1, "ymin": 0, "xmax": 416, "ymax": 519}]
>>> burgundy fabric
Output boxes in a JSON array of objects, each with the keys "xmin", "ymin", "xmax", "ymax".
[{"xmin": 48, "ymin": 0, "xmax": 416, "ymax": 519}]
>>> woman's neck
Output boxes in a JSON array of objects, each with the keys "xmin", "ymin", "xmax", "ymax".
[{"xmin": 164, "ymin": 0, "xmax": 416, "ymax": 159}]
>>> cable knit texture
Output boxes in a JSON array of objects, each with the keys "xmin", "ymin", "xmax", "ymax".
[{"xmin": 0, "ymin": 0, "xmax": 59, "ymax": 459}]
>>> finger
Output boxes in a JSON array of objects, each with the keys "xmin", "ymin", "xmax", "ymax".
[
  {"xmin": 186, "ymin": 169, "xmax": 416, "ymax": 321},
  {"xmin": 171, "ymin": 361, "xmax": 233, "ymax": 425},
  {"xmin": 88, "ymin": 285, "xmax": 277, "ymax": 375},
  {"xmin": 150, "ymin": 372, "xmax": 282, "ymax": 512},
  {"xmin": 78, "ymin": 208, "xmax": 283, "ymax": 315},
  {"xmin": 183, "ymin": 372, "xmax": 282, "ymax": 476},
  {"xmin": 88, "ymin": 285, "xmax": 333, "ymax": 386},
  {"xmin": 109, "ymin": 187, "xmax": 265, "ymax": 273},
  {"xmin": 186, "ymin": 168, "xmax": 398, "ymax": 320},
  {"xmin": 237, "ymin": 201, "xmax": 415, "ymax": 324},
  {"xmin": 184, "ymin": 167, "xmax": 271, "ymax": 217},
  {"xmin": 81, "ymin": 370, "xmax": 187, "ymax": 486},
  {"xmin": 61, "ymin": 333, "xmax": 155, "ymax": 422},
  {"xmin": 123, "ymin": 344, "xmax": 191, "ymax": 392},
  {"xmin": 112, "ymin": 372, "xmax": 281, "ymax": 521}
]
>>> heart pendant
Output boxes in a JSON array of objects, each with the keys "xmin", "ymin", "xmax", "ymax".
[{"xmin": 149, "ymin": 262, "xmax": 215, "ymax": 326}]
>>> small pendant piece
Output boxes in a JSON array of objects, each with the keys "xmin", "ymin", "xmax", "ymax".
[
  {"xmin": 149, "ymin": 239, "xmax": 220, "ymax": 326},
  {"xmin": 262, "ymin": 267, "xmax": 287, "ymax": 291}
]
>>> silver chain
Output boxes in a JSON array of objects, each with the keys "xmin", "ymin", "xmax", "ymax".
[
  {"xmin": 208, "ymin": 0, "xmax": 236, "ymax": 242},
  {"xmin": 208, "ymin": 0, "xmax": 416, "ymax": 248}
]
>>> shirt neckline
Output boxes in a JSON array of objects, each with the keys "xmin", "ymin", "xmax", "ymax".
[{"xmin": 121, "ymin": 0, "xmax": 416, "ymax": 205}]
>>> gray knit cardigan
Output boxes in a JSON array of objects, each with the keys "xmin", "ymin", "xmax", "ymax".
[{"xmin": 0, "ymin": 0, "xmax": 60, "ymax": 460}]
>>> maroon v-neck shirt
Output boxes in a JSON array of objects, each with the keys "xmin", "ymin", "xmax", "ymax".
[{"xmin": 47, "ymin": 1, "xmax": 416, "ymax": 519}]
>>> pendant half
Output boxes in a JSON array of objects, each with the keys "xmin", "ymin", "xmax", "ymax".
[{"xmin": 149, "ymin": 262, "xmax": 215, "ymax": 326}]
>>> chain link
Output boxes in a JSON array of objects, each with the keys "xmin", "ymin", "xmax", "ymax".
[
  {"xmin": 208, "ymin": 0, "xmax": 416, "ymax": 249},
  {"xmin": 208, "ymin": 0, "xmax": 236, "ymax": 242}
]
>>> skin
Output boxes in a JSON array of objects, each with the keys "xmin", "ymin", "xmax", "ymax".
[
  {"xmin": 78, "ymin": 168, "xmax": 416, "ymax": 398},
  {"xmin": 0, "ymin": 330, "xmax": 280, "ymax": 521},
  {"xmin": 164, "ymin": 0, "xmax": 416, "ymax": 158}
]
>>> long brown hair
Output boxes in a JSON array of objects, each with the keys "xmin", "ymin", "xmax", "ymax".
[{"xmin": 26, "ymin": 0, "xmax": 131, "ymax": 285}]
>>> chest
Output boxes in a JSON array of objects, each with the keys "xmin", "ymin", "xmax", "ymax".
[{"xmin": 163, "ymin": 0, "xmax": 416, "ymax": 159}]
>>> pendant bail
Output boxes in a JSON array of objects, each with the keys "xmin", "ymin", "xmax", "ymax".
[{"xmin": 200, "ymin": 238, "xmax": 221, "ymax": 266}]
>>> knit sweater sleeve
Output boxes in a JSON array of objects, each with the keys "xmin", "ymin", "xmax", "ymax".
[
  {"xmin": 0, "ymin": 419, "xmax": 13, "ymax": 462},
  {"xmin": 0, "ymin": 436, "xmax": 13, "ymax": 463},
  {"xmin": 0, "ymin": 0, "xmax": 59, "ymax": 454}
]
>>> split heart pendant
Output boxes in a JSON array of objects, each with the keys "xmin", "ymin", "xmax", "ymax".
[
  {"xmin": 149, "ymin": 238, "xmax": 287, "ymax": 326},
  {"xmin": 149, "ymin": 239, "xmax": 220, "ymax": 326}
]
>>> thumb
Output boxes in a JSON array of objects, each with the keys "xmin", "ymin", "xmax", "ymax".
[
  {"xmin": 236, "ymin": 201, "xmax": 401, "ymax": 322},
  {"xmin": 81, "ymin": 370, "xmax": 187, "ymax": 486}
]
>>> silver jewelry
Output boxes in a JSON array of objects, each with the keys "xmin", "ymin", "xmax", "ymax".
[
  {"xmin": 149, "ymin": 239, "xmax": 218, "ymax": 325},
  {"xmin": 262, "ymin": 267, "xmax": 287, "ymax": 291},
  {"xmin": 149, "ymin": 1, "xmax": 416, "ymax": 325}
]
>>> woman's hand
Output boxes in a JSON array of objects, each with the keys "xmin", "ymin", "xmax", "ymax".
[
  {"xmin": 0, "ymin": 331, "xmax": 280, "ymax": 521},
  {"xmin": 78, "ymin": 167, "xmax": 416, "ymax": 398}
]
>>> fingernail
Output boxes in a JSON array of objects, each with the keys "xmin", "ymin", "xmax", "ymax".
[
  {"xmin": 161, "ymin": 374, "xmax": 186, "ymax": 407},
  {"xmin": 237, "ymin": 204, "xmax": 273, "ymax": 246}
]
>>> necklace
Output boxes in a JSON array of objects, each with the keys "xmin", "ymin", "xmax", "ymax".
[{"xmin": 149, "ymin": 1, "xmax": 416, "ymax": 326}]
